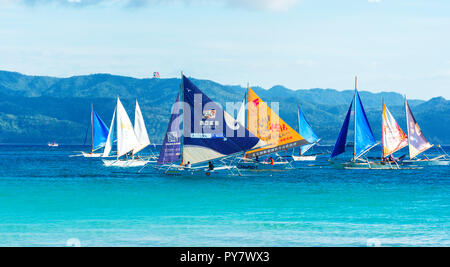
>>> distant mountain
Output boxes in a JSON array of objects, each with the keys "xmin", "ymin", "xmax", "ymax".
[{"xmin": 0, "ymin": 70, "xmax": 448, "ymax": 146}]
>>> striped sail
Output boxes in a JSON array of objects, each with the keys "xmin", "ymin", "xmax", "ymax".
[
  {"xmin": 245, "ymin": 87, "xmax": 309, "ymax": 158},
  {"xmin": 382, "ymin": 103, "xmax": 408, "ymax": 158}
]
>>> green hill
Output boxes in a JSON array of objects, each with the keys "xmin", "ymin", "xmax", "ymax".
[{"xmin": 0, "ymin": 70, "xmax": 447, "ymax": 145}]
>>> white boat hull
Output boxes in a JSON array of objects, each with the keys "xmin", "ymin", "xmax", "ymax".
[
  {"xmin": 291, "ymin": 155, "xmax": 317, "ymax": 161},
  {"xmin": 404, "ymin": 159, "xmax": 450, "ymax": 166},
  {"xmin": 82, "ymin": 152, "xmax": 103, "ymax": 158},
  {"xmin": 237, "ymin": 161, "xmax": 292, "ymax": 170},
  {"xmin": 341, "ymin": 161, "xmax": 422, "ymax": 170},
  {"xmin": 161, "ymin": 165, "xmax": 240, "ymax": 177},
  {"xmin": 102, "ymin": 159, "xmax": 149, "ymax": 167}
]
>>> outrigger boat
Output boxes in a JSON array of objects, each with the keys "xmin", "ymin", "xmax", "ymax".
[
  {"xmin": 82, "ymin": 105, "xmax": 110, "ymax": 157},
  {"xmin": 291, "ymin": 104, "xmax": 321, "ymax": 161},
  {"xmin": 330, "ymin": 77, "xmax": 422, "ymax": 170},
  {"xmin": 153, "ymin": 74, "xmax": 264, "ymax": 176},
  {"xmin": 403, "ymin": 98, "xmax": 449, "ymax": 166},
  {"xmin": 330, "ymin": 77, "xmax": 380, "ymax": 169},
  {"xmin": 102, "ymin": 98, "xmax": 152, "ymax": 167},
  {"xmin": 379, "ymin": 101, "xmax": 409, "ymax": 168},
  {"xmin": 236, "ymin": 86, "xmax": 309, "ymax": 170}
]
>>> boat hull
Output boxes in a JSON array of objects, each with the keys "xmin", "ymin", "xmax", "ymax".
[
  {"xmin": 340, "ymin": 161, "xmax": 422, "ymax": 170},
  {"xmin": 291, "ymin": 155, "xmax": 317, "ymax": 161},
  {"xmin": 102, "ymin": 159, "xmax": 149, "ymax": 167},
  {"xmin": 403, "ymin": 159, "xmax": 450, "ymax": 166},
  {"xmin": 82, "ymin": 152, "xmax": 103, "ymax": 158},
  {"xmin": 161, "ymin": 165, "xmax": 240, "ymax": 177},
  {"xmin": 237, "ymin": 161, "xmax": 292, "ymax": 171}
]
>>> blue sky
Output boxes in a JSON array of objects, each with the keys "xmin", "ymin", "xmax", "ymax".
[{"xmin": 0, "ymin": 0, "xmax": 449, "ymax": 99}]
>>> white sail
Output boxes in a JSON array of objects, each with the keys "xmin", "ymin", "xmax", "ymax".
[
  {"xmin": 102, "ymin": 107, "xmax": 116, "ymax": 157},
  {"xmin": 133, "ymin": 100, "xmax": 151, "ymax": 154},
  {"xmin": 116, "ymin": 98, "xmax": 139, "ymax": 158},
  {"xmin": 236, "ymin": 97, "xmax": 246, "ymax": 127}
]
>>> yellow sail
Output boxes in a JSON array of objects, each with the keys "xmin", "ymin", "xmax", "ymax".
[{"xmin": 245, "ymin": 87, "xmax": 309, "ymax": 158}]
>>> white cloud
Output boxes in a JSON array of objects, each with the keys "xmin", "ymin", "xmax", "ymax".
[
  {"xmin": 6, "ymin": 0, "xmax": 301, "ymax": 11},
  {"xmin": 224, "ymin": 0, "xmax": 301, "ymax": 11},
  {"xmin": 368, "ymin": 0, "xmax": 381, "ymax": 3}
]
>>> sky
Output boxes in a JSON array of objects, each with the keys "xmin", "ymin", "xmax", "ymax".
[{"xmin": 0, "ymin": 0, "xmax": 449, "ymax": 100}]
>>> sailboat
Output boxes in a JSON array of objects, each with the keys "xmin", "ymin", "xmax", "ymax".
[
  {"xmin": 291, "ymin": 104, "xmax": 321, "ymax": 161},
  {"xmin": 330, "ymin": 77, "xmax": 380, "ymax": 169},
  {"xmin": 236, "ymin": 86, "xmax": 309, "ymax": 170},
  {"xmin": 82, "ymin": 105, "xmax": 110, "ymax": 157},
  {"xmin": 379, "ymin": 101, "xmax": 408, "ymax": 168},
  {"xmin": 155, "ymin": 74, "xmax": 263, "ymax": 176},
  {"xmin": 133, "ymin": 100, "xmax": 158, "ymax": 162},
  {"xmin": 102, "ymin": 98, "xmax": 149, "ymax": 167},
  {"xmin": 403, "ymin": 98, "xmax": 449, "ymax": 165}
]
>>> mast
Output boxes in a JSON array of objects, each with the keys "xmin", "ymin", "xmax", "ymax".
[
  {"xmin": 180, "ymin": 71, "xmax": 184, "ymax": 165},
  {"xmin": 246, "ymin": 83, "xmax": 249, "ymax": 159},
  {"xmin": 246, "ymin": 82, "xmax": 249, "ymax": 131},
  {"xmin": 116, "ymin": 96, "xmax": 119, "ymax": 160},
  {"xmin": 353, "ymin": 76, "xmax": 357, "ymax": 161},
  {"xmin": 405, "ymin": 96, "xmax": 411, "ymax": 159},
  {"xmin": 90, "ymin": 104, "xmax": 93, "ymax": 152},
  {"xmin": 381, "ymin": 98, "xmax": 384, "ymax": 159},
  {"xmin": 298, "ymin": 104, "xmax": 302, "ymax": 156}
]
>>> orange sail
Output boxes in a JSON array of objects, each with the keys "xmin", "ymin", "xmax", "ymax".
[
  {"xmin": 245, "ymin": 87, "xmax": 309, "ymax": 158},
  {"xmin": 382, "ymin": 103, "xmax": 408, "ymax": 158}
]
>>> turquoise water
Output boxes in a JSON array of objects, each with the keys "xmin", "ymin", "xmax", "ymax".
[{"xmin": 0, "ymin": 145, "xmax": 448, "ymax": 247}]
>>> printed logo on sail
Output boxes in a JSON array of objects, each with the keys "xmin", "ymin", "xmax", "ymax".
[
  {"xmin": 167, "ymin": 131, "xmax": 178, "ymax": 143},
  {"xmin": 202, "ymin": 109, "xmax": 216, "ymax": 120}
]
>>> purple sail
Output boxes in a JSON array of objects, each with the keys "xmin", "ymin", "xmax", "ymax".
[
  {"xmin": 157, "ymin": 94, "xmax": 182, "ymax": 165},
  {"xmin": 405, "ymin": 99, "xmax": 433, "ymax": 159}
]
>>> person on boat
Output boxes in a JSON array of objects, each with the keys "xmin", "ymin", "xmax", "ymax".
[
  {"xmin": 268, "ymin": 157, "xmax": 274, "ymax": 165},
  {"xmin": 185, "ymin": 161, "xmax": 191, "ymax": 169},
  {"xmin": 382, "ymin": 154, "xmax": 399, "ymax": 164},
  {"xmin": 255, "ymin": 156, "xmax": 259, "ymax": 163},
  {"xmin": 208, "ymin": 161, "xmax": 214, "ymax": 170}
]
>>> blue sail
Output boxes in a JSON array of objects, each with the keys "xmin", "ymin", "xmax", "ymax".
[
  {"xmin": 354, "ymin": 91, "xmax": 377, "ymax": 159},
  {"xmin": 92, "ymin": 108, "xmax": 110, "ymax": 151},
  {"xmin": 330, "ymin": 100, "xmax": 353, "ymax": 159},
  {"xmin": 158, "ymin": 94, "xmax": 182, "ymax": 165},
  {"xmin": 297, "ymin": 105, "xmax": 319, "ymax": 155},
  {"xmin": 182, "ymin": 75, "xmax": 261, "ymax": 164}
]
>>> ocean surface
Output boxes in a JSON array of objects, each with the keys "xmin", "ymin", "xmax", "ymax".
[{"xmin": 0, "ymin": 145, "xmax": 448, "ymax": 247}]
